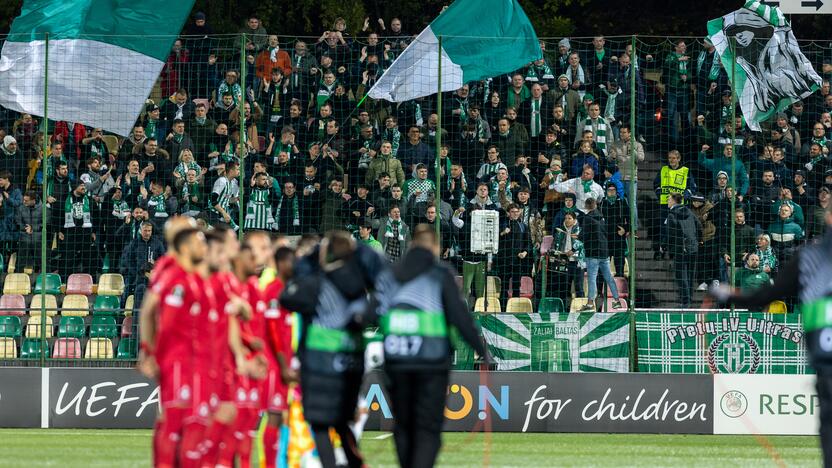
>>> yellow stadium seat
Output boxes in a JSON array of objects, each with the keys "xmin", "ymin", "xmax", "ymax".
[
  {"xmin": 767, "ymin": 301, "xmax": 787, "ymax": 314},
  {"xmin": 474, "ymin": 296, "xmax": 502, "ymax": 313},
  {"xmin": 26, "ymin": 315, "xmax": 53, "ymax": 338},
  {"xmin": 124, "ymin": 295, "xmax": 135, "ymax": 316},
  {"xmin": 62, "ymin": 295, "xmax": 90, "ymax": 317},
  {"xmin": 484, "ymin": 276, "xmax": 501, "ymax": 298},
  {"xmin": 3, "ymin": 273, "xmax": 31, "ymax": 295},
  {"xmin": 506, "ymin": 298, "xmax": 533, "ymax": 313},
  {"xmin": 570, "ymin": 297, "xmax": 592, "ymax": 312},
  {"xmin": 30, "ymin": 294, "xmax": 58, "ymax": 316},
  {"xmin": 85, "ymin": 338, "xmax": 114, "ymax": 359},
  {"xmin": 0, "ymin": 337, "xmax": 16, "ymax": 358},
  {"xmin": 97, "ymin": 274, "xmax": 125, "ymax": 296}
]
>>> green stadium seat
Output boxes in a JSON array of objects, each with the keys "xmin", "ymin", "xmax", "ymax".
[
  {"xmin": 20, "ymin": 339, "xmax": 48, "ymax": 359},
  {"xmin": 538, "ymin": 297, "xmax": 565, "ymax": 313},
  {"xmin": 0, "ymin": 315, "xmax": 22, "ymax": 337},
  {"xmin": 93, "ymin": 295, "xmax": 121, "ymax": 316},
  {"xmin": 90, "ymin": 316, "xmax": 117, "ymax": 338},
  {"xmin": 117, "ymin": 338, "xmax": 137, "ymax": 359},
  {"xmin": 34, "ymin": 273, "xmax": 62, "ymax": 295},
  {"xmin": 58, "ymin": 316, "xmax": 86, "ymax": 339}
]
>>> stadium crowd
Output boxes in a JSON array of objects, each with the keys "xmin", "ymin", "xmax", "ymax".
[{"xmin": 1, "ymin": 12, "xmax": 832, "ymax": 310}]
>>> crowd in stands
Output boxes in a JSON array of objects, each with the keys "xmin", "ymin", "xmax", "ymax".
[{"xmin": 1, "ymin": 12, "xmax": 832, "ymax": 311}]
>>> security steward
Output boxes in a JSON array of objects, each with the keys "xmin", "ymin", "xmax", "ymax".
[
  {"xmin": 280, "ymin": 230, "xmax": 393, "ymax": 468},
  {"xmin": 711, "ymin": 203, "xmax": 832, "ymax": 467},
  {"xmin": 381, "ymin": 224, "xmax": 487, "ymax": 468}
]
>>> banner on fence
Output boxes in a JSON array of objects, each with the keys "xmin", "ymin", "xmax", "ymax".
[
  {"xmin": 713, "ymin": 374, "xmax": 818, "ymax": 435},
  {"xmin": 635, "ymin": 313, "xmax": 809, "ymax": 374},
  {"xmin": 479, "ymin": 313, "xmax": 630, "ymax": 372}
]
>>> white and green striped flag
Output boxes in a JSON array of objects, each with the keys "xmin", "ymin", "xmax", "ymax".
[
  {"xmin": 706, "ymin": 1, "xmax": 821, "ymax": 131},
  {"xmin": 367, "ymin": 0, "xmax": 541, "ymax": 102},
  {"xmin": 0, "ymin": 0, "xmax": 195, "ymax": 136}
]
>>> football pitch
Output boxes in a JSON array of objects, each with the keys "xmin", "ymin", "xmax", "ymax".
[{"xmin": 0, "ymin": 429, "xmax": 821, "ymax": 467}]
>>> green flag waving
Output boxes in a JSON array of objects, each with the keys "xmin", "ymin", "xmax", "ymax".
[{"xmin": 368, "ymin": 0, "xmax": 541, "ymax": 102}]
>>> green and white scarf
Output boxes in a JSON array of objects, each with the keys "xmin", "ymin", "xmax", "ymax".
[
  {"xmin": 111, "ymin": 200, "xmax": 130, "ymax": 219},
  {"xmin": 565, "ymin": 64, "xmax": 585, "ymax": 87},
  {"xmin": 275, "ymin": 195, "xmax": 300, "ymax": 230},
  {"xmin": 382, "ymin": 126, "xmax": 401, "ymax": 156},
  {"xmin": 147, "ymin": 193, "xmax": 169, "ymax": 218},
  {"xmin": 696, "ymin": 50, "xmax": 721, "ymax": 81},
  {"xmin": 506, "ymin": 85, "xmax": 531, "ymax": 108},
  {"xmin": 384, "ymin": 218, "xmax": 405, "ymax": 241},
  {"xmin": 602, "ymin": 88, "xmax": 620, "ymax": 123},
  {"xmin": 145, "ymin": 118, "xmax": 158, "ymax": 140},
  {"xmin": 526, "ymin": 62, "xmax": 554, "ymax": 83},
  {"xmin": 64, "ymin": 193, "xmax": 92, "ymax": 228},
  {"xmin": 530, "ymin": 98, "xmax": 543, "ymax": 137},
  {"xmin": 174, "ymin": 161, "xmax": 201, "ymax": 179},
  {"xmin": 455, "ymin": 97, "xmax": 469, "ymax": 122},
  {"xmin": 582, "ymin": 116, "xmax": 608, "ymax": 152},
  {"xmin": 181, "ymin": 182, "xmax": 202, "ymax": 215},
  {"xmin": 316, "ymin": 80, "xmax": 337, "ymax": 110}
]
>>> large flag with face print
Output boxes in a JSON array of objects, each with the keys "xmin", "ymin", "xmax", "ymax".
[
  {"xmin": 367, "ymin": 0, "xmax": 541, "ymax": 102},
  {"xmin": 0, "ymin": 0, "xmax": 195, "ymax": 136},
  {"xmin": 706, "ymin": 1, "xmax": 821, "ymax": 131}
]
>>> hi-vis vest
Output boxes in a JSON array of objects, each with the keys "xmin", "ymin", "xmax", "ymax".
[
  {"xmin": 381, "ymin": 269, "xmax": 450, "ymax": 365},
  {"xmin": 659, "ymin": 166, "xmax": 689, "ymax": 205},
  {"xmin": 303, "ymin": 279, "xmax": 366, "ymax": 375}
]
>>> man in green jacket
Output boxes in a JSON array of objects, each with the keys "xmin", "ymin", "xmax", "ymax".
[
  {"xmin": 366, "ymin": 141, "xmax": 405, "ymax": 188},
  {"xmin": 357, "ymin": 222, "xmax": 383, "ymax": 251},
  {"xmin": 665, "ymin": 39, "xmax": 691, "ymax": 143},
  {"xmin": 733, "ymin": 253, "xmax": 772, "ymax": 292},
  {"xmin": 698, "ymin": 143, "xmax": 750, "ymax": 197}
]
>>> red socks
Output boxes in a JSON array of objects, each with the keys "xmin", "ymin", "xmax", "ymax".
[
  {"xmin": 156, "ymin": 407, "xmax": 186, "ymax": 468},
  {"xmin": 263, "ymin": 424, "xmax": 280, "ymax": 468},
  {"xmin": 179, "ymin": 421, "xmax": 207, "ymax": 468},
  {"xmin": 200, "ymin": 419, "xmax": 230, "ymax": 468}
]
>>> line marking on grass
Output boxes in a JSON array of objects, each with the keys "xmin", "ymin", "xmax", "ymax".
[{"xmin": 372, "ymin": 433, "xmax": 394, "ymax": 440}]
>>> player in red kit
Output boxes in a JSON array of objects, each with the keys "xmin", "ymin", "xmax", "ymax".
[{"xmin": 138, "ymin": 227, "xmax": 206, "ymax": 468}]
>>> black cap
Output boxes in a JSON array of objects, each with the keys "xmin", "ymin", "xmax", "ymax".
[
  {"xmin": 605, "ymin": 181, "xmax": 618, "ymax": 191},
  {"xmin": 194, "ymin": 12, "xmax": 206, "ymax": 20},
  {"xmin": 145, "ymin": 103, "xmax": 159, "ymax": 113},
  {"xmin": 564, "ymin": 193, "xmax": 576, "ymax": 202},
  {"xmin": 795, "ymin": 170, "xmax": 806, "ymax": 177},
  {"xmin": 690, "ymin": 193, "xmax": 706, "ymax": 203},
  {"xmin": 722, "ymin": 89, "xmax": 732, "ymax": 97}
]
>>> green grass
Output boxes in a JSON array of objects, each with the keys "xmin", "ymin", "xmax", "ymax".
[{"xmin": 0, "ymin": 429, "xmax": 821, "ymax": 467}]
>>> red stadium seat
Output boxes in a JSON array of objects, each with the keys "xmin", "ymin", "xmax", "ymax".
[
  {"xmin": 66, "ymin": 273, "xmax": 94, "ymax": 295},
  {"xmin": 121, "ymin": 316, "xmax": 134, "ymax": 337},
  {"xmin": 52, "ymin": 338, "xmax": 82, "ymax": 359},
  {"xmin": 506, "ymin": 276, "xmax": 534, "ymax": 299},
  {"xmin": 606, "ymin": 277, "xmax": 629, "ymax": 299},
  {"xmin": 539, "ymin": 235, "xmax": 554, "ymax": 255},
  {"xmin": 0, "ymin": 294, "xmax": 26, "ymax": 316}
]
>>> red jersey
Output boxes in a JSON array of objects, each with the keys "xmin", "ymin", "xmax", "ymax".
[
  {"xmin": 262, "ymin": 278, "xmax": 293, "ymax": 364},
  {"xmin": 149, "ymin": 253, "xmax": 176, "ymax": 291},
  {"xmin": 152, "ymin": 262, "xmax": 200, "ymax": 367}
]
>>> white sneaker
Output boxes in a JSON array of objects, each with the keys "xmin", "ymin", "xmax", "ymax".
[
  {"xmin": 711, "ymin": 280, "xmax": 720, "ymax": 288},
  {"xmin": 697, "ymin": 282, "xmax": 708, "ymax": 291}
]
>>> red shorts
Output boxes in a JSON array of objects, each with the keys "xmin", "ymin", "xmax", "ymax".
[
  {"xmin": 158, "ymin": 360, "xmax": 192, "ymax": 409},
  {"xmin": 260, "ymin": 364, "xmax": 288, "ymax": 412}
]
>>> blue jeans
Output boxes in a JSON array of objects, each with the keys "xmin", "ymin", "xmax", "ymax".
[
  {"xmin": 586, "ymin": 257, "xmax": 619, "ymax": 301},
  {"xmin": 621, "ymin": 179, "xmax": 639, "ymax": 231}
]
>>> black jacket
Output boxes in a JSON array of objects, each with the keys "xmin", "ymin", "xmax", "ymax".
[
  {"xmin": 665, "ymin": 204, "xmax": 703, "ymax": 256},
  {"xmin": 600, "ymin": 197, "xmax": 631, "ymax": 243},
  {"xmin": 579, "ymin": 209, "xmax": 609, "ymax": 259},
  {"xmin": 498, "ymin": 218, "xmax": 532, "ymax": 263}
]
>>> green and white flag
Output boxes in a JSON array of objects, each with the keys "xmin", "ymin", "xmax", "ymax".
[
  {"xmin": 479, "ymin": 312, "xmax": 630, "ymax": 372},
  {"xmin": 367, "ymin": 0, "xmax": 541, "ymax": 102},
  {"xmin": 0, "ymin": 0, "xmax": 195, "ymax": 136},
  {"xmin": 706, "ymin": 1, "xmax": 821, "ymax": 131}
]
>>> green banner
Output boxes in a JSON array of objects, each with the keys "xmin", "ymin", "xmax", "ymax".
[
  {"xmin": 478, "ymin": 313, "xmax": 630, "ymax": 372},
  {"xmin": 635, "ymin": 312, "xmax": 810, "ymax": 374}
]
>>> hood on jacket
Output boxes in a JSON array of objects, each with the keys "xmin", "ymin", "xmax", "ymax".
[
  {"xmin": 394, "ymin": 246, "xmax": 435, "ymax": 282},
  {"xmin": 670, "ymin": 204, "xmax": 692, "ymax": 220}
]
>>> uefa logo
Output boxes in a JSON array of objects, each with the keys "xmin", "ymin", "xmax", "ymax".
[{"xmin": 720, "ymin": 390, "xmax": 748, "ymax": 418}]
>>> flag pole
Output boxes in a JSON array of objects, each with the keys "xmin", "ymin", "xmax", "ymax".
[
  {"xmin": 729, "ymin": 36, "xmax": 737, "ymax": 313},
  {"xmin": 435, "ymin": 35, "xmax": 443, "ymax": 241},
  {"xmin": 628, "ymin": 35, "xmax": 637, "ymax": 310},
  {"xmin": 40, "ymin": 32, "xmax": 49, "ymax": 366}
]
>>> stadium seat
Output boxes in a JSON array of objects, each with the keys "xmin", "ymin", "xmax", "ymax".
[
  {"xmin": 483, "ymin": 276, "xmax": 501, "ymax": 298},
  {"xmin": 58, "ymin": 316, "xmax": 86, "ymax": 339},
  {"xmin": 0, "ymin": 294, "xmax": 26, "ymax": 315},
  {"xmin": 0, "ymin": 315, "xmax": 22, "ymax": 337},
  {"xmin": 124, "ymin": 295, "xmax": 135, "ymax": 316},
  {"xmin": 603, "ymin": 298, "xmax": 628, "ymax": 312},
  {"xmin": 117, "ymin": 338, "xmax": 137, "ymax": 359},
  {"xmin": 767, "ymin": 301, "xmax": 787, "ymax": 314},
  {"xmin": 90, "ymin": 316, "xmax": 117, "ymax": 338},
  {"xmin": 20, "ymin": 339, "xmax": 48, "ymax": 359},
  {"xmin": 97, "ymin": 274, "xmax": 125, "ymax": 296},
  {"xmin": 540, "ymin": 235, "xmax": 554, "ymax": 255},
  {"xmin": 3, "ymin": 273, "xmax": 31, "ymax": 295},
  {"xmin": 65, "ymin": 273, "xmax": 94, "ymax": 295},
  {"xmin": 570, "ymin": 297, "xmax": 591, "ymax": 312},
  {"xmin": 34, "ymin": 273, "xmax": 62, "ymax": 295},
  {"xmin": 538, "ymin": 297, "xmax": 565, "ymax": 313},
  {"xmin": 474, "ymin": 297, "xmax": 501, "ymax": 313},
  {"xmin": 0, "ymin": 337, "xmax": 17, "ymax": 358},
  {"xmin": 26, "ymin": 315, "xmax": 53, "ymax": 338},
  {"xmin": 508, "ymin": 276, "xmax": 534, "ymax": 298},
  {"xmin": 30, "ymin": 294, "xmax": 58, "ymax": 317},
  {"xmin": 93, "ymin": 295, "xmax": 121, "ymax": 316},
  {"xmin": 506, "ymin": 298, "xmax": 533, "ymax": 313},
  {"xmin": 85, "ymin": 338, "xmax": 114, "ymax": 359},
  {"xmin": 62, "ymin": 294, "xmax": 90, "ymax": 316},
  {"xmin": 52, "ymin": 338, "xmax": 82, "ymax": 359},
  {"xmin": 257, "ymin": 136, "xmax": 266, "ymax": 152},
  {"xmin": 606, "ymin": 277, "xmax": 630, "ymax": 299},
  {"xmin": 121, "ymin": 316, "xmax": 134, "ymax": 337}
]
